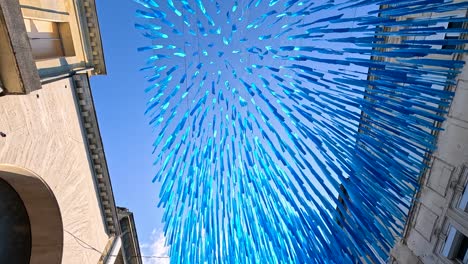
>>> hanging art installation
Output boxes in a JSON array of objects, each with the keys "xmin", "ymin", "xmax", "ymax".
[{"xmin": 135, "ymin": 0, "xmax": 468, "ymax": 263}]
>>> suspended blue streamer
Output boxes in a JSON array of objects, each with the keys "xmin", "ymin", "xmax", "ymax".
[{"xmin": 135, "ymin": 0, "xmax": 468, "ymax": 263}]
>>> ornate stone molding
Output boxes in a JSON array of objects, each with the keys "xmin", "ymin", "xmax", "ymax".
[
  {"xmin": 72, "ymin": 74, "xmax": 118, "ymax": 235},
  {"xmin": 79, "ymin": 0, "xmax": 106, "ymax": 75}
]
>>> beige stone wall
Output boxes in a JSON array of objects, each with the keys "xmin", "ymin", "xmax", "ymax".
[
  {"xmin": 391, "ymin": 53, "xmax": 468, "ymax": 263},
  {"xmin": 0, "ymin": 78, "xmax": 109, "ymax": 263},
  {"xmin": 19, "ymin": 0, "xmax": 89, "ymax": 76}
]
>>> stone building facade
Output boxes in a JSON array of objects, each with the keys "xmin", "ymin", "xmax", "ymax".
[
  {"xmin": 0, "ymin": 0, "xmax": 141, "ymax": 263},
  {"xmin": 118, "ymin": 207, "xmax": 143, "ymax": 264},
  {"xmin": 384, "ymin": 6, "xmax": 468, "ymax": 264},
  {"xmin": 391, "ymin": 50, "xmax": 468, "ymax": 264}
]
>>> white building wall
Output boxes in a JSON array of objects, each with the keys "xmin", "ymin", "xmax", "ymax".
[{"xmin": 0, "ymin": 78, "xmax": 110, "ymax": 263}]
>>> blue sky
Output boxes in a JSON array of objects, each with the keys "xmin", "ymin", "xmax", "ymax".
[{"xmin": 91, "ymin": 0, "xmax": 167, "ymax": 260}]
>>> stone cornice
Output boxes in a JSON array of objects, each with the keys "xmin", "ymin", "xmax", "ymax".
[
  {"xmin": 80, "ymin": 0, "xmax": 107, "ymax": 75},
  {"xmin": 72, "ymin": 74, "xmax": 118, "ymax": 235}
]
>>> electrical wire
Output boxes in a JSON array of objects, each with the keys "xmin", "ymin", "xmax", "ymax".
[{"xmin": 64, "ymin": 229, "xmax": 170, "ymax": 259}]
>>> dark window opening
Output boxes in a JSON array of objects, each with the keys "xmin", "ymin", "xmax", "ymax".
[
  {"xmin": 443, "ymin": 22, "xmax": 464, "ymax": 50},
  {"xmin": 456, "ymin": 235, "xmax": 468, "ymax": 264},
  {"xmin": 0, "ymin": 178, "xmax": 31, "ymax": 264}
]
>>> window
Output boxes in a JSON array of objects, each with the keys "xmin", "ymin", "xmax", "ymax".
[
  {"xmin": 458, "ymin": 185, "xmax": 468, "ymax": 213},
  {"xmin": 439, "ymin": 167, "xmax": 468, "ymax": 263},
  {"xmin": 448, "ymin": 22, "xmax": 464, "ymax": 30},
  {"xmin": 442, "ymin": 22, "xmax": 464, "ymax": 50},
  {"xmin": 442, "ymin": 36, "xmax": 459, "ymax": 50},
  {"xmin": 441, "ymin": 226, "xmax": 468, "ymax": 264},
  {"xmin": 23, "ymin": 18, "xmax": 75, "ymax": 60}
]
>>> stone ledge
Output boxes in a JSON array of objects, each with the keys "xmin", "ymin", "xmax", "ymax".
[
  {"xmin": 390, "ymin": 241, "xmax": 423, "ymax": 264},
  {"xmin": 0, "ymin": 1, "xmax": 41, "ymax": 94}
]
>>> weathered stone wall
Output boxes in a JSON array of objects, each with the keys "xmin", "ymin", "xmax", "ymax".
[
  {"xmin": 391, "ymin": 53, "xmax": 468, "ymax": 263},
  {"xmin": 0, "ymin": 78, "xmax": 109, "ymax": 263}
]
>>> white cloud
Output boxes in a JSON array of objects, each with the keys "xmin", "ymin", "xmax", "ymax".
[{"xmin": 141, "ymin": 229, "xmax": 170, "ymax": 264}]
